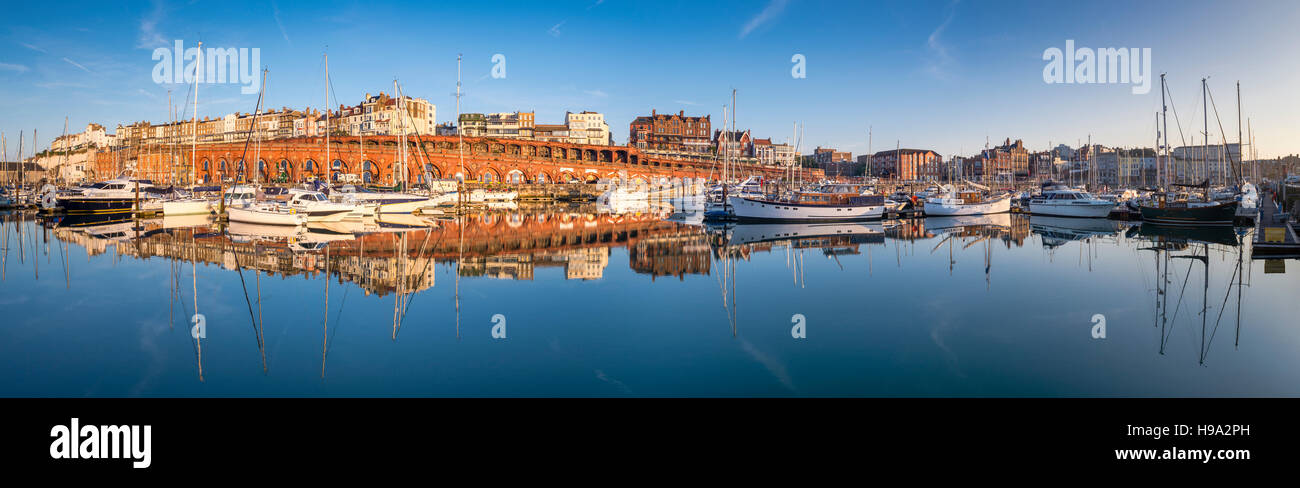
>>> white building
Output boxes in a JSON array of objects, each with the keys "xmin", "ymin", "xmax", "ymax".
[
  {"xmin": 51, "ymin": 123, "xmax": 116, "ymax": 151},
  {"xmin": 565, "ymin": 111, "xmax": 610, "ymax": 145}
]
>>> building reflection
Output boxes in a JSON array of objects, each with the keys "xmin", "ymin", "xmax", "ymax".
[{"xmin": 41, "ymin": 208, "xmax": 717, "ymax": 295}]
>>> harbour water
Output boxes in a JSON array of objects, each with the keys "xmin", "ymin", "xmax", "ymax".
[{"xmin": 0, "ymin": 207, "xmax": 1296, "ymax": 397}]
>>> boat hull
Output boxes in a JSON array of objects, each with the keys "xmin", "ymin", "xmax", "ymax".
[
  {"xmin": 57, "ymin": 197, "xmax": 138, "ymax": 215},
  {"xmin": 1027, "ymin": 201, "xmax": 1114, "ymax": 218},
  {"xmin": 924, "ymin": 195, "xmax": 1012, "ymax": 216},
  {"xmin": 1138, "ymin": 201, "xmax": 1238, "ymax": 226},
  {"xmin": 227, "ymin": 206, "xmax": 307, "ymax": 226},
  {"xmin": 161, "ymin": 199, "xmax": 212, "ymax": 216},
  {"xmin": 727, "ymin": 196, "xmax": 884, "ymax": 222}
]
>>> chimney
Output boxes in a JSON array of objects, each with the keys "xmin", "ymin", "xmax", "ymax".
[{"xmin": 679, "ymin": 110, "xmax": 684, "ymax": 117}]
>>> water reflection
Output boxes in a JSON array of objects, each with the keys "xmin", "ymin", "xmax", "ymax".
[{"xmin": 1, "ymin": 207, "xmax": 1296, "ymax": 396}]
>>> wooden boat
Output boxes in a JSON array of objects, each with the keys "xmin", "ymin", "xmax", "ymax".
[
  {"xmin": 924, "ymin": 185, "xmax": 1012, "ymax": 216},
  {"xmin": 727, "ymin": 183, "xmax": 886, "ymax": 222}
]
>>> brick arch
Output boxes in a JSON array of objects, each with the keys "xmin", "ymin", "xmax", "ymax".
[
  {"xmin": 533, "ymin": 169, "xmax": 555, "ymax": 184},
  {"xmin": 478, "ymin": 165, "xmax": 502, "ymax": 183}
]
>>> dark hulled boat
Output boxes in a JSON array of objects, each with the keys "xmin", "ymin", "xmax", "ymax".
[{"xmin": 1137, "ymin": 180, "xmax": 1238, "ymax": 226}]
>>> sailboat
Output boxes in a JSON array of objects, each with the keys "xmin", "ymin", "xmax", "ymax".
[
  {"xmin": 162, "ymin": 71, "xmax": 214, "ymax": 216},
  {"xmin": 1138, "ymin": 77, "xmax": 1240, "ymax": 226}
]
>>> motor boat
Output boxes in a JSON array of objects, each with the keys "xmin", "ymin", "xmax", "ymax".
[
  {"xmin": 285, "ymin": 188, "xmax": 354, "ymax": 222},
  {"xmin": 705, "ymin": 175, "xmax": 765, "ymax": 210},
  {"xmin": 1027, "ymin": 182, "xmax": 1116, "ymax": 218},
  {"xmin": 597, "ymin": 186, "xmax": 648, "ymax": 206},
  {"xmin": 56, "ymin": 177, "xmax": 160, "ymax": 214},
  {"xmin": 923, "ymin": 185, "xmax": 1013, "ymax": 216}
]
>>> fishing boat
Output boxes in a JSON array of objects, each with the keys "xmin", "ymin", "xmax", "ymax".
[
  {"xmin": 923, "ymin": 184, "xmax": 1012, "ymax": 216},
  {"xmin": 1137, "ymin": 191, "xmax": 1238, "ymax": 226},
  {"xmin": 727, "ymin": 183, "xmax": 886, "ymax": 222},
  {"xmin": 1027, "ymin": 182, "xmax": 1115, "ymax": 218},
  {"xmin": 227, "ymin": 202, "xmax": 307, "ymax": 226}
]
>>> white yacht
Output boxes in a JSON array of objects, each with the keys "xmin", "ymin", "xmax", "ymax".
[
  {"xmin": 56, "ymin": 177, "xmax": 160, "ymax": 214},
  {"xmin": 1027, "ymin": 184, "xmax": 1115, "ymax": 218},
  {"xmin": 597, "ymin": 186, "xmax": 648, "ymax": 206},
  {"xmin": 285, "ymin": 188, "xmax": 354, "ymax": 222}
]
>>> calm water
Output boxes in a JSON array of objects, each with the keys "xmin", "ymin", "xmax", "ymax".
[{"xmin": 0, "ymin": 206, "xmax": 1296, "ymax": 397}]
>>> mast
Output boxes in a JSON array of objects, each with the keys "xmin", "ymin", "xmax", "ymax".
[
  {"xmin": 456, "ymin": 53, "xmax": 464, "ymax": 205},
  {"xmin": 324, "ymin": 52, "xmax": 330, "ymax": 187},
  {"xmin": 191, "ymin": 41, "xmax": 200, "ymax": 188},
  {"xmin": 394, "ymin": 79, "xmax": 406, "ymax": 189},
  {"xmin": 60, "ymin": 117, "xmax": 68, "ymax": 185},
  {"xmin": 1236, "ymin": 81, "xmax": 1244, "ymax": 184},
  {"xmin": 1202, "ymin": 77, "xmax": 1209, "ymax": 199},
  {"xmin": 1160, "ymin": 73, "xmax": 1168, "ymax": 189}
]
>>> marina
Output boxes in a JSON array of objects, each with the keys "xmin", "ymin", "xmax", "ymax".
[{"xmin": 1, "ymin": 201, "xmax": 1295, "ymax": 397}]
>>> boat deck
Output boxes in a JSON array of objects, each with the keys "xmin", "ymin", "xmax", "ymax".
[{"xmin": 1253, "ymin": 193, "xmax": 1300, "ymax": 258}]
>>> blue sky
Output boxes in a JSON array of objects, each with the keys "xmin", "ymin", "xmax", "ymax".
[{"xmin": 1, "ymin": 0, "xmax": 1297, "ymax": 159}]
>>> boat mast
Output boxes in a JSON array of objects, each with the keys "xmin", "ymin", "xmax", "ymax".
[
  {"xmin": 456, "ymin": 54, "xmax": 464, "ymax": 205},
  {"xmin": 1202, "ymin": 77, "xmax": 1209, "ymax": 200},
  {"xmin": 325, "ymin": 52, "xmax": 330, "ymax": 187},
  {"xmin": 1160, "ymin": 73, "xmax": 1168, "ymax": 190},
  {"xmin": 1236, "ymin": 81, "xmax": 1244, "ymax": 184},
  {"xmin": 191, "ymin": 41, "xmax": 200, "ymax": 188}
]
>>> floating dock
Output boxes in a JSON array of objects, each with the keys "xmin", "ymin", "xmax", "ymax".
[{"xmin": 1253, "ymin": 193, "xmax": 1300, "ymax": 258}]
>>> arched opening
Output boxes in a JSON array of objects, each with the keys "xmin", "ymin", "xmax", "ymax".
[
  {"xmin": 331, "ymin": 159, "xmax": 347, "ymax": 182},
  {"xmin": 584, "ymin": 173, "xmax": 598, "ymax": 184},
  {"xmin": 362, "ymin": 160, "xmax": 376, "ymax": 184},
  {"xmin": 506, "ymin": 170, "xmax": 525, "ymax": 184},
  {"xmin": 424, "ymin": 163, "xmax": 440, "ymax": 179},
  {"xmin": 481, "ymin": 169, "xmax": 498, "ymax": 184},
  {"xmin": 535, "ymin": 172, "xmax": 550, "ymax": 184},
  {"xmin": 277, "ymin": 159, "xmax": 290, "ymax": 183},
  {"xmin": 303, "ymin": 159, "xmax": 316, "ymax": 181}
]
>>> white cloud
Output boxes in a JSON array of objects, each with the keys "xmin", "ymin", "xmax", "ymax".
[
  {"xmin": 137, "ymin": 0, "xmax": 167, "ymax": 49},
  {"xmin": 20, "ymin": 42, "xmax": 47, "ymax": 53},
  {"xmin": 584, "ymin": 89, "xmax": 608, "ymax": 98},
  {"xmin": 0, "ymin": 62, "xmax": 30, "ymax": 73},
  {"xmin": 925, "ymin": 0, "xmax": 961, "ymax": 79},
  {"xmin": 673, "ymin": 99, "xmax": 698, "ymax": 106},
  {"xmin": 548, "ymin": 21, "xmax": 566, "ymax": 37},
  {"xmin": 62, "ymin": 57, "xmax": 92, "ymax": 73},
  {"xmin": 739, "ymin": 0, "xmax": 789, "ymax": 39},
  {"xmin": 272, "ymin": 1, "xmax": 292, "ymax": 45}
]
